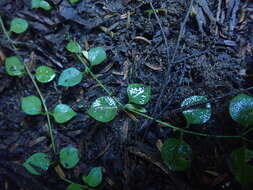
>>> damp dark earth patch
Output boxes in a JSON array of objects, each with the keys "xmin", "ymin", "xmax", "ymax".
[{"xmin": 1, "ymin": 0, "xmax": 253, "ymax": 190}]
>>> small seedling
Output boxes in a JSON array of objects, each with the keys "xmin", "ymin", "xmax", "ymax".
[
  {"xmin": 10, "ymin": 18, "xmax": 28, "ymax": 34},
  {"xmin": 35, "ymin": 65, "xmax": 56, "ymax": 83},
  {"xmin": 87, "ymin": 96, "xmax": 118, "ymax": 123},
  {"xmin": 229, "ymin": 94, "xmax": 253, "ymax": 127},
  {"xmin": 82, "ymin": 167, "xmax": 103, "ymax": 188},
  {"xmin": 60, "ymin": 146, "xmax": 79, "ymax": 169},
  {"xmin": 58, "ymin": 67, "xmax": 83, "ymax": 87},
  {"xmin": 21, "ymin": 95, "xmax": 42, "ymax": 115},
  {"xmin": 127, "ymin": 84, "xmax": 151, "ymax": 105},
  {"xmin": 66, "ymin": 40, "xmax": 82, "ymax": 53},
  {"xmin": 53, "ymin": 104, "xmax": 76, "ymax": 124},
  {"xmin": 23, "ymin": 153, "xmax": 51, "ymax": 175},
  {"xmin": 181, "ymin": 95, "xmax": 212, "ymax": 125},
  {"xmin": 5, "ymin": 56, "xmax": 24, "ymax": 76},
  {"xmin": 161, "ymin": 138, "xmax": 192, "ymax": 171},
  {"xmin": 31, "ymin": 0, "xmax": 52, "ymax": 11}
]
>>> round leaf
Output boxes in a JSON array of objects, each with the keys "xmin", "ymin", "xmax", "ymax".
[
  {"xmin": 229, "ymin": 94, "xmax": 253, "ymax": 127},
  {"xmin": 66, "ymin": 183, "xmax": 83, "ymax": 190},
  {"xmin": 53, "ymin": 104, "xmax": 76, "ymax": 124},
  {"xmin": 82, "ymin": 167, "xmax": 102, "ymax": 187},
  {"xmin": 5, "ymin": 56, "xmax": 24, "ymax": 76},
  {"xmin": 32, "ymin": 0, "xmax": 52, "ymax": 10},
  {"xmin": 31, "ymin": 0, "xmax": 41, "ymax": 8},
  {"xmin": 69, "ymin": 0, "xmax": 81, "ymax": 4},
  {"xmin": 23, "ymin": 153, "xmax": 51, "ymax": 175},
  {"xmin": 127, "ymin": 84, "xmax": 151, "ymax": 105},
  {"xmin": 161, "ymin": 138, "xmax": 192, "ymax": 171},
  {"xmin": 60, "ymin": 146, "xmax": 79, "ymax": 169},
  {"xmin": 21, "ymin": 96, "xmax": 42, "ymax": 115},
  {"xmin": 66, "ymin": 41, "xmax": 82, "ymax": 53},
  {"xmin": 181, "ymin": 95, "xmax": 211, "ymax": 125},
  {"xmin": 35, "ymin": 66, "xmax": 56, "ymax": 83},
  {"xmin": 88, "ymin": 47, "xmax": 106, "ymax": 66},
  {"xmin": 87, "ymin": 96, "xmax": 118, "ymax": 122},
  {"xmin": 231, "ymin": 147, "xmax": 253, "ymax": 185},
  {"xmin": 58, "ymin": 67, "xmax": 83, "ymax": 87},
  {"xmin": 10, "ymin": 18, "xmax": 28, "ymax": 34}
]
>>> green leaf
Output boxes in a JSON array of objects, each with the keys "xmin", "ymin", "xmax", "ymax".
[
  {"xmin": 66, "ymin": 183, "xmax": 83, "ymax": 190},
  {"xmin": 231, "ymin": 147, "xmax": 253, "ymax": 185},
  {"xmin": 181, "ymin": 95, "xmax": 211, "ymax": 125},
  {"xmin": 60, "ymin": 146, "xmax": 79, "ymax": 169},
  {"xmin": 10, "ymin": 18, "xmax": 28, "ymax": 34},
  {"xmin": 5, "ymin": 56, "xmax": 24, "ymax": 76},
  {"xmin": 127, "ymin": 84, "xmax": 151, "ymax": 105},
  {"xmin": 31, "ymin": 0, "xmax": 52, "ymax": 10},
  {"xmin": 82, "ymin": 167, "xmax": 102, "ymax": 187},
  {"xmin": 229, "ymin": 94, "xmax": 253, "ymax": 127},
  {"xmin": 21, "ymin": 96, "xmax": 42, "ymax": 115},
  {"xmin": 66, "ymin": 40, "xmax": 82, "ymax": 53},
  {"xmin": 69, "ymin": 0, "xmax": 81, "ymax": 4},
  {"xmin": 58, "ymin": 67, "xmax": 83, "ymax": 87},
  {"xmin": 23, "ymin": 153, "xmax": 51, "ymax": 175},
  {"xmin": 88, "ymin": 47, "xmax": 106, "ymax": 66},
  {"xmin": 125, "ymin": 103, "xmax": 147, "ymax": 113},
  {"xmin": 35, "ymin": 66, "xmax": 56, "ymax": 83},
  {"xmin": 53, "ymin": 104, "xmax": 76, "ymax": 124},
  {"xmin": 87, "ymin": 96, "xmax": 118, "ymax": 122},
  {"xmin": 161, "ymin": 138, "xmax": 192, "ymax": 171}
]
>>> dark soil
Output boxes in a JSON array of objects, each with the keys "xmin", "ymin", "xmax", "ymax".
[{"xmin": 1, "ymin": 0, "xmax": 253, "ymax": 190}]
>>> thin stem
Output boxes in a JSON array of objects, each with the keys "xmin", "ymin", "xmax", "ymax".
[
  {"xmin": 241, "ymin": 127, "xmax": 253, "ymax": 137},
  {"xmin": 24, "ymin": 64, "xmax": 56, "ymax": 153},
  {"xmin": 0, "ymin": 16, "xmax": 16, "ymax": 49}
]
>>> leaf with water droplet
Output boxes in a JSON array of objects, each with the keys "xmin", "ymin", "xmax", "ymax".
[
  {"xmin": 60, "ymin": 146, "xmax": 79, "ymax": 169},
  {"xmin": 88, "ymin": 47, "xmax": 106, "ymax": 66},
  {"xmin": 58, "ymin": 67, "xmax": 83, "ymax": 87},
  {"xmin": 82, "ymin": 167, "xmax": 103, "ymax": 187},
  {"xmin": 127, "ymin": 84, "xmax": 151, "ymax": 105},
  {"xmin": 181, "ymin": 96, "xmax": 211, "ymax": 125},
  {"xmin": 35, "ymin": 66, "xmax": 56, "ymax": 83},
  {"xmin": 23, "ymin": 153, "xmax": 51, "ymax": 175},
  {"xmin": 161, "ymin": 138, "xmax": 192, "ymax": 171},
  {"xmin": 231, "ymin": 147, "xmax": 253, "ymax": 185},
  {"xmin": 66, "ymin": 40, "xmax": 82, "ymax": 53},
  {"xmin": 87, "ymin": 96, "xmax": 118, "ymax": 122},
  {"xmin": 5, "ymin": 56, "xmax": 24, "ymax": 76},
  {"xmin": 53, "ymin": 104, "xmax": 76, "ymax": 124},
  {"xmin": 21, "ymin": 96, "xmax": 42, "ymax": 115},
  {"xmin": 229, "ymin": 94, "xmax": 253, "ymax": 127},
  {"xmin": 10, "ymin": 18, "xmax": 28, "ymax": 34},
  {"xmin": 66, "ymin": 183, "xmax": 83, "ymax": 190}
]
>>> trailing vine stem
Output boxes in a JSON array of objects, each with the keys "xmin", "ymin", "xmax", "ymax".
[
  {"xmin": 76, "ymin": 53, "xmax": 252, "ymax": 142},
  {"xmin": 0, "ymin": 15, "xmax": 56, "ymax": 153}
]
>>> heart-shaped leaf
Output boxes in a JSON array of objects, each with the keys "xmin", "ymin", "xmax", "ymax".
[
  {"xmin": 87, "ymin": 96, "xmax": 118, "ymax": 122},
  {"xmin": 60, "ymin": 146, "xmax": 79, "ymax": 169},
  {"xmin": 82, "ymin": 167, "xmax": 102, "ymax": 187},
  {"xmin": 53, "ymin": 104, "xmax": 76, "ymax": 124},
  {"xmin": 58, "ymin": 67, "xmax": 83, "ymax": 87},
  {"xmin": 35, "ymin": 66, "xmax": 56, "ymax": 83},
  {"xmin": 127, "ymin": 84, "xmax": 151, "ymax": 105},
  {"xmin": 231, "ymin": 147, "xmax": 253, "ymax": 185},
  {"xmin": 88, "ymin": 47, "xmax": 106, "ymax": 66},
  {"xmin": 10, "ymin": 18, "xmax": 28, "ymax": 34},
  {"xmin": 31, "ymin": 0, "xmax": 52, "ymax": 10},
  {"xmin": 23, "ymin": 153, "xmax": 51, "ymax": 175},
  {"xmin": 125, "ymin": 103, "xmax": 147, "ymax": 113},
  {"xmin": 21, "ymin": 96, "xmax": 42, "ymax": 115},
  {"xmin": 181, "ymin": 95, "xmax": 211, "ymax": 125},
  {"xmin": 66, "ymin": 40, "xmax": 82, "ymax": 53},
  {"xmin": 5, "ymin": 56, "xmax": 24, "ymax": 76},
  {"xmin": 229, "ymin": 94, "xmax": 253, "ymax": 127},
  {"xmin": 69, "ymin": 0, "xmax": 81, "ymax": 4},
  {"xmin": 66, "ymin": 183, "xmax": 83, "ymax": 190},
  {"xmin": 161, "ymin": 138, "xmax": 192, "ymax": 171}
]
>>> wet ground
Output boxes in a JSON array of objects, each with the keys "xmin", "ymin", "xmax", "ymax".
[{"xmin": 0, "ymin": 0, "xmax": 253, "ymax": 190}]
